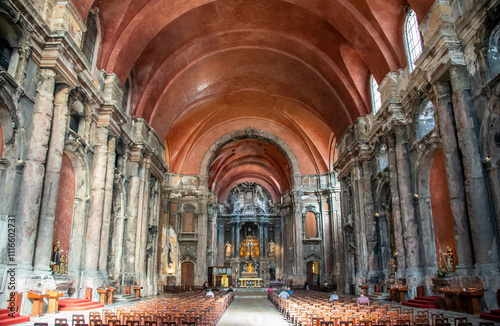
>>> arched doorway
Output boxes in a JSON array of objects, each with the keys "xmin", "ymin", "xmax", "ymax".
[
  {"xmin": 307, "ymin": 261, "xmax": 319, "ymax": 289},
  {"xmin": 181, "ymin": 261, "xmax": 195, "ymax": 287}
]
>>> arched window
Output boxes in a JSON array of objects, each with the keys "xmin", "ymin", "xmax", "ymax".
[
  {"xmin": 182, "ymin": 211, "xmax": 195, "ymax": 233},
  {"xmin": 404, "ymin": 9, "xmax": 423, "ymax": 72},
  {"xmin": 122, "ymin": 78, "xmax": 131, "ymax": 112},
  {"xmin": 417, "ymin": 98, "xmax": 435, "ymax": 140},
  {"xmin": 378, "ymin": 143, "xmax": 389, "ymax": 171},
  {"xmin": 370, "ymin": 75, "xmax": 381, "ymax": 114},
  {"xmin": 82, "ymin": 12, "xmax": 98, "ymax": 67},
  {"xmin": 0, "ymin": 38, "xmax": 11, "ymax": 70},
  {"xmin": 304, "ymin": 211, "xmax": 318, "ymax": 239}
]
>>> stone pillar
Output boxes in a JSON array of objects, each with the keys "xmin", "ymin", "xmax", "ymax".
[
  {"xmin": 361, "ymin": 159, "xmax": 379, "ymax": 278},
  {"xmin": 195, "ymin": 194, "xmax": 208, "ymax": 285},
  {"xmin": 236, "ymin": 222, "xmax": 241, "ymax": 258},
  {"xmin": 15, "ymin": 69, "xmax": 56, "ymax": 269},
  {"xmin": 124, "ymin": 160, "xmax": 140, "ymax": 281},
  {"xmin": 394, "ymin": 126, "xmax": 421, "ymax": 276},
  {"xmin": 387, "ymin": 135, "xmax": 406, "ymax": 277},
  {"xmin": 435, "ymin": 80, "xmax": 474, "ymax": 273},
  {"xmin": 98, "ymin": 136, "xmax": 117, "ymax": 275},
  {"xmin": 34, "ymin": 84, "xmax": 70, "ymax": 272},
  {"xmin": 137, "ymin": 164, "xmax": 151, "ymax": 281},
  {"xmin": 259, "ymin": 222, "xmax": 264, "ymax": 258},
  {"xmin": 449, "ymin": 65, "xmax": 499, "ymax": 269},
  {"xmin": 111, "ymin": 174, "xmax": 126, "ymax": 280},
  {"xmin": 15, "ymin": 45, "xmax": 32, "ymax": 86},
  {"xmin": 217, "ymin": 222, "xmax": 224, "ymax": 264},
  {"xmin": 84, "ymin": 127, "xmax": 109, "ymax": 272},
  {"xmin": 292, "ymin": 190, "xmax": 304, "ymax": 279}
]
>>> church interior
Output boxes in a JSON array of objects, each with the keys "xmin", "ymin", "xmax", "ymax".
[{"xmin": 1, "ymin": 0, "xmax": 500, "ymax": 324}]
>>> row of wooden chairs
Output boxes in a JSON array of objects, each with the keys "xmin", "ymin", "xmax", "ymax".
[
  {"xmin": 35, "ymin": 290, "xmax": 233, "ymax": 326},
  {"xmin": 269, "ymin": 290, "xmax": 494, "ymax": 326}
]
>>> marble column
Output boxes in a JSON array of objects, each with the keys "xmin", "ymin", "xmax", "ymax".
[
  {"xmin": 111, "ymin": 174, "xmax": 126, "ymax": 280},
  {"xmin": 15, "ymin": 69, "xmax": 56, "ymax": 269},
  {"xmin": 450, "ymin": 65, "xmax": 499, "ymax": 270},
  {"xmin": 435, "ymin": 80, "xmax": 474, "ymax": 273},
  {"xmin": 236, "ymin": 222, "xmax": 241, "ymax": 258},
  {"xmin": 218, "ymin": 222, "xmax": 224, "ymax": 264},
  {"xmin": 34, "ymin": 84, "xmax": 70, "ymax": 272},
  {"xmin": 259, "ymin": 222, "xmax": 264, "ymax": 258},
  {"xmin": 351, "ymin": 167, "xmax": 365, "ymax": 281},
  {"xmin": 361, "ymin": 159, "xmax": 379, "ymax": 277},
  {"xmin": 124, "ymin": 160, "xmax": 140, "ymax": 280},
  {"xmin": 98, "ymin": 136, "xmax": 117, "ymax": 274},
  {"xmin": 137, "ymin": 164, "xmax": 151, "ymax": 280},
  {"xmin": 292, "ymin": 190, "xmax": 304, "ymax": 278},
  {"xmin": 394, "ymin": 126, "xmax": 421, "ymax": 275},
  {"xmin": 387, "ymin": 135, "xmax": 406, "ymax": 277},
  {"xmin": 84, "ymin": 127, "xmax": 109, "ymax": 272},
  {"xmin": 195, "ymin": 194, "xmax": 208, "ymax": 284}
]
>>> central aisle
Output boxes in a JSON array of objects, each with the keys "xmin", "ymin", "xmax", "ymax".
[{"xmin": 217, "ymin": 288, "xmax": 291, "ymax": 326}]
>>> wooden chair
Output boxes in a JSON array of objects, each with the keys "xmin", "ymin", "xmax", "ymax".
[
  {"xmin": 454, "ymin": 317, "xmax": 467, "ymax": 326},
  {"xmin": 56, "ymin": 319, "xmax": 69, "ymax": 325},
  {"xmin": 320, "ymin": 322, "xmax": 334, "ymax": 326}
]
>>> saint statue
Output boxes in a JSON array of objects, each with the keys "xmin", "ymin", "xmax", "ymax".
[
  {"xmin": 446, "ymin": 246, "xmax": 454, "ymax": 271},
  {"xmin": 225, "ymin": 241, "xmax": 232, "ymax": 257},
  {"xmin": 51, "ymin": 240, "xmax": 61, "ymax": 274},
  {"xmin": 246, "ymin": 261, "xmax": 255, "ymax": 273},
  {"xmin": 268, "ymin": 240, "xmax": 276, "ymax": 257}
]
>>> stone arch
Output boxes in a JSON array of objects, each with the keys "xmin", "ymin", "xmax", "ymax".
[
  {"xmin": 0, "ymin": 5, "xmax": 26, "ymax": 77},
  {"xmin": 413, "ymin": 141, "xmax": 444, "ymax": 273},
  {"xmin": 199, "ymin": 127, "xmax": 300, "ymax": 189},
  {"xmin": 63, "ymin": 147, "xmax": 91, "ymax": 273}
]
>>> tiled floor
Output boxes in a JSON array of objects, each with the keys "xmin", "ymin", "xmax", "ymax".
[{"xmin": 10, "ymin": 289, "xmax": 500, "ymax": 326}]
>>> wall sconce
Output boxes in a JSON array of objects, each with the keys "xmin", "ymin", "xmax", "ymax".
[
  {"xmin": 485, "ymin": 156, "xmax": 491, "ymax": 162},
  {"xmin": 413, "ymin": 194, "xmax": 419, "ymax": 198},
  {"xmin": 374, "ymin": 213, "xmax": 380, "ymax": 217}
]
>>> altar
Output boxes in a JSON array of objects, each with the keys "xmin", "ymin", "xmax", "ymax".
[{"xmin": 240, "ymin": 278, "xmax": 262, "ymax": 288}]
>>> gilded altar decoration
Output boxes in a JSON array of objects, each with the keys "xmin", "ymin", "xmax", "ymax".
[{"xmin": 240, "ymin": 236, "xmax": 260, "ymax": 258}]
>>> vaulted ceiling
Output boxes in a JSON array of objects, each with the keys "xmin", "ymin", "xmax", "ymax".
[{"xmin": 71, "ymin": 0, "xmax": 433, "ymax": 199}]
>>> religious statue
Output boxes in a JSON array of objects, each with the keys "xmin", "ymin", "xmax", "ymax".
[
  {"xmin": 225, "ymin": 241, "xmax": 232, "ymax": 258},
  {"xmin": 245, "ymin": 261, "xmax": 255, "ymax": 273},
  {"xmin": 50, "ymin": 240, "xmax": 61, "ymax": 274},
  {"xmin": 446, "ymin": 246, "xmax": 455, "ymax": 272},
  {"xmin": 268, "ymin": 240, "xmax": 276, "ymax": 257}
]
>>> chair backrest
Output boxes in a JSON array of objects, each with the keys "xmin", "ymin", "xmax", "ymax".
[{"xmin": 56, "ymin": 319, "xmax": 69, "ymax": 325}]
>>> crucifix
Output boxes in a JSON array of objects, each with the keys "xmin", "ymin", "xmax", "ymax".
[{"xmin": 245, "ymin": 241, "xmax": 255, "ymax": 258}]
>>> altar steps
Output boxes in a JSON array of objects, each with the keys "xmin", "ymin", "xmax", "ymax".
[
  {"xmin": 402, "ymin": 296, "xmax": 444, "ymax": 309},
  {"xmin": 0, "ymin": 309, "xmax": 30, "ymax": 326},
  {"xmin": 367, "ymin": 292, "xmax": 391, "ymax": 301},
  {"xmin": 113, "ymin": 294, "xmax": 141, "ymax": 303},
  {"xmin": 480, "ymin": 309, "xmax": 500, "ymax": 323},
  {"xmin": 58, "ymin": 299, "xmax": 104, "ymax": 311}
]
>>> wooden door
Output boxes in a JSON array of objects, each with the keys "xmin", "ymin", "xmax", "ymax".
[
  {"xmin": 307, "ymin": 261, "xmax": 314, "ymax": 288},
  {"xmin": 181, "ymin": 262, "xmax": 194, "ymax": 287}
]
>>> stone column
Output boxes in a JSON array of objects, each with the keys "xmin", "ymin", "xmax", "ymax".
[
  {"xmin": 449, "ymin": 65, "xmax": 499, "ymax": 270},
  {"xmin": 111, "ymin": 174, "xmax": 126, "ymax": 280},
  {"xmin": 195, "ymin": 193, "xmax": 208, "ymax": 285},
  {"xmin": 387, "ymin": 135, "xmax": 406, "ymax": 277},
  {"xmin": 34, "ymin": 84, "xmax": 70, "ymax": 272},
  {"xmin": 15, "ymin": 45, "xmax": 32, "ymax": 86},
  {"xmin": 15, "ymin": 69, "xmax": 56, "ymax": 269},
  {"xmin": 217, "ymin": 222, "xmax": 224, "ymax": 264},
  {"xmin": 84, "ymin": 126, "xmax": 109, "ymax": 272},
  {"xmin": 236, "ymin": 222, "xmax": 241, "ymax": 258},
  {"xmin": 137, "ymin": 164, "xmax": 151, "ymax": 281},
  {"xmin": 351, "ymin": 167, "xmax": 366, "ymax": 282},
  {"xmin": 292, "ymin": 190, "xmax": 304, "ymax": 279},
  {"xmin": 98, "ymin": 136, "xmax": 117, "ymax": 275},
  {"xmin": 361, "ymin": 159, "xmax": 379, "ymax": 278},
  {"xmin": 394, "ymin": 126, "xmax": 421, "ymax": 276},
  {"xmin": 259, "ymin": 222, "xmax": 264, "ymax": 258},
  {"xmin": 435, "ymin": 80, "xmax": 474, "ymax": 273},
  {"xmin": 124, "ymin": 160, "xmax": 140, "ymax": 281}
]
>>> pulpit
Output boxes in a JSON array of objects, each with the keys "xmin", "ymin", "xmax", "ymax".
[
  {"xmin": 106, "ymin": 287, "xmax": 116, "ymax": 304},
  {"xmin": 97, "ymin": 288, "xmax": 108, "ymax": 304},
  {"xmin": 397, "ymin": 286, "xmax": 408, "ymax": 302},
  {"xmin": 445, "ymin": 288, "xmax": 484, "ymax": 314},
  {"xmin": 359, "ymin": 284, "xmax": 368, "ymax": 296},
  {"xmin": 134, "ymin": 286, "xmax": 143, "ymax": 298},
  {"xmin": 27, "ymin": 291, "xmax": 49, "ymax": 317},
  {"xmin": 46, "ymin": 290, "xmax": 63, "ymax": 313},
  {"xmin": 390, "ymin": 285, "xmax": 407, "ymax": 302},
  {"xmin": 85, "ymin": 288, "xmax": 92, "ymax": 300}
]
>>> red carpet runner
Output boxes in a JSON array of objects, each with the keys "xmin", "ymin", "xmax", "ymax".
[
  {"xmin": 58, "ymin": 299, "xmax": 104, "ymax": 311},
  {"xmin": 0, "ymin": 309, "xmax": 30, "ymax": 326}
]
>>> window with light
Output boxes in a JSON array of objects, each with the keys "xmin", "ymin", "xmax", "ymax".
[
  {"xmin": 404, "ymin": 9, "xmax": 423, "ymax": 72},
  {"xmin": 370, "ymin": 75, "xmax": 381, "ymax": 114}
]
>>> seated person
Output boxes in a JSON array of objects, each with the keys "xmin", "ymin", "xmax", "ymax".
[
  {"xmin": 329, "ymin": 291, "xmax": 339, "ymax": 301},
  {"xmin": 206, "ymin": 289, "xmax": 215, "ymax": 298},
  {"xmin": 227, "ymin": 286, "xmax": 234, "ymax": 292},
  {"xmin": 357, "ymin": 292, "xmax": 370, "ymax": 305},
  {"xmin": 267, "ymin": 287, "xmax": 274, "ymax": 292},
  {"xmin": 287, "ymin": 287, "xmax": 293, "ymax": 295},
  {"xmin": 278, "ymin": 289, "xmax": 290, "ymax": 299}
]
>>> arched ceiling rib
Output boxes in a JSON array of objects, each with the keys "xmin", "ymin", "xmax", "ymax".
[{"xmin": 71, "ymin": 0, "xmax": 434, "ymax": 198}]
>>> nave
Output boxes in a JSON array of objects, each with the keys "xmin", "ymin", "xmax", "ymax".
[{"xmin": 10, "ymin": 289, "xmax": 499, "ymax": 326}]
